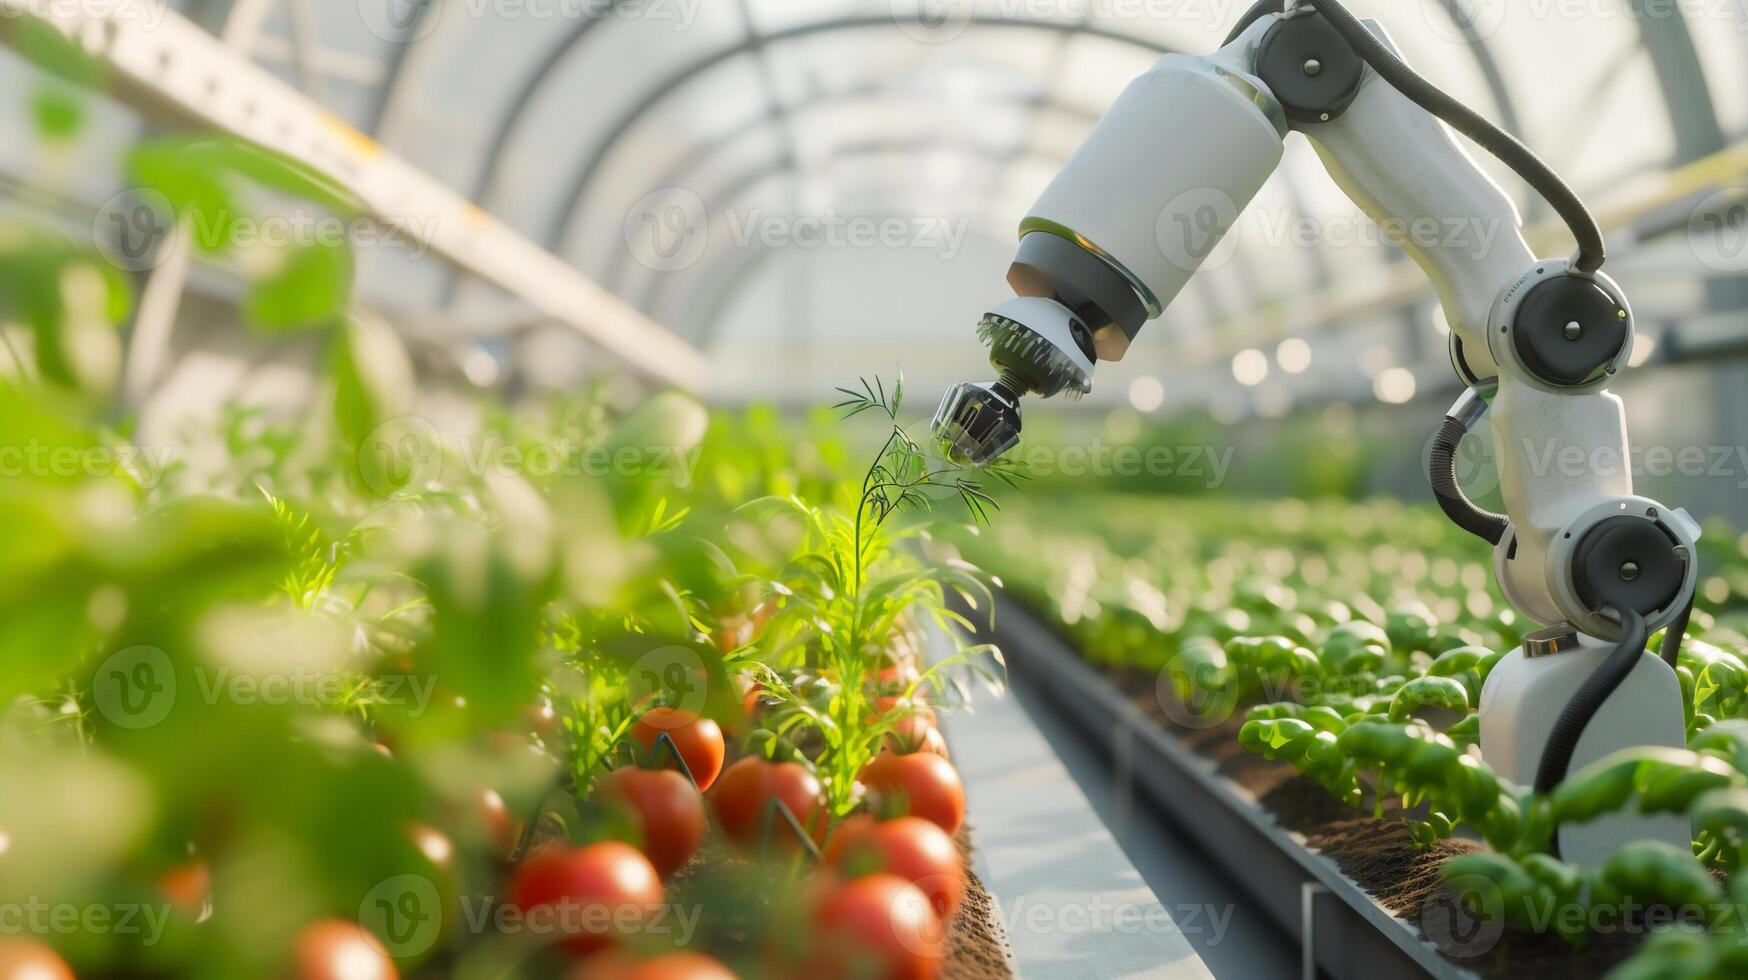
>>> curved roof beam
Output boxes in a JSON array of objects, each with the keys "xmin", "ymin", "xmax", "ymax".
[
  {"xmin": 1427, "ymin": 0, "xmax": 1523, "ymax": 136},
  {"xmin": 631, "ymin": 141, "xmax": 1241, "ymax": 353},
  {"xmin": 1629, "ymin": 4, "xmax": 1724, "ymax": 164},
  {"xmin": 364, "ymin": 0, "xmax": 441, "ymax": 136},
  {"xmin": 543, "ymin": 15, "xmax": 1184, "ymax": 256},
  {"xmin": 598, "ymin": 86, "xmax": 1101, "ymax": 288},
  {"xmin": 610, "ymin": 105, "xmax": 1330, "ymax": 330},
  {"xmin": 544, "ymin": 10, "xmax": 1531, "ymax": 257},
  {"xmin": 401, "ymin": 6, "xmax": 1528, "ymax": 303},
  {"xmin": 636, "ymin": 138, "xmax": 1063, "ymax": 327}
]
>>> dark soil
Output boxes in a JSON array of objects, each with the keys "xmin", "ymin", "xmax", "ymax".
[
  {"xmin": 1089, "ymin": 654, "xmax": 1658, "ymax": 978},
  {"xmin": 943, "ymin": 825, "xmax": 1014, "ymax": 980}
]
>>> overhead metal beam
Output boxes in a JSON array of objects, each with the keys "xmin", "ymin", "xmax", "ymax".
[
  {"xmin": 544, "ymin": 15, "xmax": 1183, "ymax": 257},
  {"xmin": 364, "ymin": 0, "xmax": 441, "ymax": 137},
  {"xmin": 1179, "ymin": 139, "xmax": 1748, "ymax": 371},
  {"xmin": 598, "ymin": 86, "xmax": 1099, "ymax": 289},
  {"xmin": 641, "ymin": 141, "xmax": 1236, "ymax": 359},
  {"xmin": 0, "ymin": 0, "xmax": 709, "ymax": 389},
  {"xmin": 634, "ymin": 138, "xmax": 1066, "ymax": 337}
]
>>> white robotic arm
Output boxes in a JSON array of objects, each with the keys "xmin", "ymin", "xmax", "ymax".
[{"xmin": 933, "ymin": 0, "xmax": 1701, "ymax": 865}]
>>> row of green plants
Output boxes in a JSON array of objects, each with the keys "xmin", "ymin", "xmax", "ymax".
[
  {"xmin": 0, "ymin": 255, "xmax": 1004, "ymax": 979},
  {"xmin": 958, "ymin": 493, "xmax": 1748, "ymax": 977},
  {"xmin": 2, "ymin": 47, "xmax": 1012, "ymax": 973}
]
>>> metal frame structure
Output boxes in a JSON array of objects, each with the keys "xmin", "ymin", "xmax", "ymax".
[
  {"xmin": 0, "ymin": 0, "xmax": 709, "ymax": 390},
  {"xmin": 5, "ymin": 0, "xmax": 1737, "ymax": 406}
]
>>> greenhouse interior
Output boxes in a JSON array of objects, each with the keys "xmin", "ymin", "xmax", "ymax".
[{"xmin": 3, "ymin": 0, "xmax": 1748, "ymax": 977}]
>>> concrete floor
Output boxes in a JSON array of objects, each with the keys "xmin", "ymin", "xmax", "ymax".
[{"xmin": 1005, "ymin": 665, "xmax": 1304, "ymax": 980}]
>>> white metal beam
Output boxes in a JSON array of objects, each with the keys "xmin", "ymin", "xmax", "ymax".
[{"xmin": 0, "ymin": 0, "xmax": 708, "ymax": 391}]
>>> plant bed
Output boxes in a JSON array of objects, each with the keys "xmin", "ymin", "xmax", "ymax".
[
  {"xmin": 991, "ymin": 597, "xmax": 1473, "ymax": 980},
  {"xmin": 955, "ymin": 494, "xmax": 1748, "ymax": 980},
  {"xmin": 941, "ymin": 829, "xmax": 1014, "ymax": 980},
  {"xmin": 0, "ymin": 256, "xmax": 1019, "ymax": 980}
]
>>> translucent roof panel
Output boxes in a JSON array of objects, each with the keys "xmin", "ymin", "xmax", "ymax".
[{"xmin": 5, "ymin": 0, "xmax": 1731, "ymax": 405}]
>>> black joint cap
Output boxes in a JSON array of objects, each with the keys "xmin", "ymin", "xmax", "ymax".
[
  {"xmin": 1257, "ymin": 10, "xmax": 1365, "ymax": 124},
  {"xmin": 1572, "ymin": 516, "xmax": 1685, "ymax": 618},
  {"xmin": 1513, "ymin": 275, "xmax": 1629, "ymax": 387}
]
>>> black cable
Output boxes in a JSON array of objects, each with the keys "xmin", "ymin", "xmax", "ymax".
[
  {"xmin": 1298, "ymin": 0, "xmax": 1608, "ymax": 274},
  {"xmin": 1534, "ymin": 606, "xmax": 1649, "ymax": 796},
  {"xmin": 1658, "ymin": 591, "xmax": 1695, "ymax": 669},
  {"xmin": 1428, "ymin": 415, "xmax": 1508, "ymax": 546},
  {"xmin": 1223, "ymin": 0, "xmax": 1283, "ymax": 45}
]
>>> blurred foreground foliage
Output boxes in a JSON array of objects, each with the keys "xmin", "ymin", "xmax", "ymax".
[{"xmin": 0, "ymin": 66, "xmax": 1011, "ymax": 972}]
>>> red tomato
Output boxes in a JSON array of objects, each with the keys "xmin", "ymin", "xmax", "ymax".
[
  {"xmin": 570, "ymin": 950, "xmax": 738, "ymax": 980},
  {"xmin": 750, "ymin": 599, "xmax": 777, "ymax": 634},
  {"xmin": 738, "ymin": 683, "xmax": 768, "ymax": 725},
  {"xmin": 872, "ymin": 697, "xmax": 936, "ymax": 726},
  {"xmin": 708, "ymin": 756, "xmax": 827, "ymax": 852},
  {"xmin": 600, "ymin": 767, "xmax": 706, "ymax": 877},
  {"xmin": 290, "ymin": 919, "xmax": 398, "ymax": 980},
  {"xmin": 715, "ymin": 615, "xmax": 754, "ymax": 653},
  {"xmin": 408, "ymin": 823, "xmax": 455, "ymax": 872},
  {"xmin": 882, "ymin": 713, "xmax": 950, "ymax": 759},
  {"xmin": 875, "ymin": 665, "xmax": 922, "ymax": 697},
  {"xmin": 158, "ymin": 858, "xmax": 210, "ymax": 918},
  {"xmin": 825, "ymin": 816, "xmax": 965, "ymax": 920},
  {"xmin": 0, "ymin": 939, "xmax": 73, "ymax": 980},
  {"xmin": 630, "ymin": 709, "xmax": 726, "ymax": 792},
  {"xmin": 808, "ymin": 874, "xmax": 945, "ymax": 980},
  {"xmin": 858, "ymin": 754, "xmax": 965, "ymax": 837},
  {"xmin": 478, "ymin": 788, "xmax": 519, "ymax": 859},
  {"xmin": 527, "ymin": 698, "xmax": 561, "ymax": 739},
  {"xmin": 507, "ymin": 842, "xmax": 663, "ymax": 956}
]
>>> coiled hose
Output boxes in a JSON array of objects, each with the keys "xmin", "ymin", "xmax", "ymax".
[
  {"xmin": 1659, "ymin": 592, "xmax": 1694, "ymax": 669},
  {"xmin": 1428, "ymin": 402, "xmax": 1509, "ymax": 547},
  {"xmin": 1534, "ymin": 606, "xmax": 1649, "ymax": 796}
]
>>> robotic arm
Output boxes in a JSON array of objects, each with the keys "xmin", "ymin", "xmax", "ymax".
[{"xmin": 934, "ymin": 0, "xmax": 1701, "ymax": 864}]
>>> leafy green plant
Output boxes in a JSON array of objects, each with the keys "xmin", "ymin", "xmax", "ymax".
[{"xmin": 740, "ymin": 375, "xmax": 1011, "ymax": 818}]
